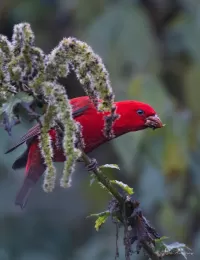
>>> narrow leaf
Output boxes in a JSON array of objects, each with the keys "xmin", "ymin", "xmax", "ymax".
[
  {"xmin": 111, "ymin": 180, "xmax": 134, "ymax": 195},
  {"xmin": 87, "ymin": 211, "xmax": 110, "ymax": 231},
  {"xmin": 100, "ymin": 164, "xmax": 120, "ymax": 170}
]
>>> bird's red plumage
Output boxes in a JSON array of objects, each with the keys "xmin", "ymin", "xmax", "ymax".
[{"xmin": 6, "ymin": 96, "xmax": 161, "ymax": 209}]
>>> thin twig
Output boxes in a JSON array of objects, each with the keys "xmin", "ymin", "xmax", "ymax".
[{"xmin": 115, "ymin": 222, "xmax": 119, "ymax": 259}]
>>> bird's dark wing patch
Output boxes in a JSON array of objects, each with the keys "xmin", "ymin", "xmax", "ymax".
[
  {"xmin": 72, "ymin": 104, "xmax": 90, "ymax": 117},
  {"xmin": 71, "ymin": 96, "xmax": 91, "ymax": 117},
  {"xmin": 12, "ymin": 148, "xmax": 29, "ymax": 169}
]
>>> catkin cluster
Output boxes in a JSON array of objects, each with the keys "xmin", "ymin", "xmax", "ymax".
[{"xmin": 0, "ymin": 23, "xmax": 118, "ymax": 191}]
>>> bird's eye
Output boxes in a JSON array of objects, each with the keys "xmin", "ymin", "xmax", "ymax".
[{"xmin": 136, "ymin": 109, "xmax": 144, "ymax": 116}]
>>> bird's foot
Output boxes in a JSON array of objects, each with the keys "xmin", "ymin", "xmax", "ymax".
[
  {"xmin": 86, "ymin": 158, "xmax": 98, "ymax": 172},
  {"xmin": 29, "ymin": 112, "xmax": 41, "ymax": 122},
  {"xmin": 21, "ymin": 101, "xmax": 41, "ymax": 121}
]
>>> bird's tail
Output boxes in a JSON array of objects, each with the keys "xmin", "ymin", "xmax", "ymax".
[
  {"xmin": 15, "ymin": 178, "xmax": 35, "ymax": 209},
  {"xmin": 15, "ymin": 140, "xmax": 46, "ymax": 210}
]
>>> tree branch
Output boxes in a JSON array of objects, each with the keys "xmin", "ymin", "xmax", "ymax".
[
  {"xmin": 81, "ymin": 150, "xmax": 124, "ymax": 204},
  {"xmin": 142, "ymin": 241, "xmax": 161, "ymax": 260},
  {"xmin": 80, "ymin": 149, "xmax": 161, "ymax": 260}
]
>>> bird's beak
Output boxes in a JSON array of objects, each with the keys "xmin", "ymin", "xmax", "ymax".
[{"xmin": 145, "ymin": 114, "xmax": 163, "ymax": 130}]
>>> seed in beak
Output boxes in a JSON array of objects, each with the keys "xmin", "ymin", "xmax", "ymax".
[{"xmin": 145, "ymin": 114, "xmax": 163, "ymax": 129}]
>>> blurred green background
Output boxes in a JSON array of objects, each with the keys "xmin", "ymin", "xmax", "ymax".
[{"xmin": 0, "ymin": 0, "xmax": 200, "ymax": 259}]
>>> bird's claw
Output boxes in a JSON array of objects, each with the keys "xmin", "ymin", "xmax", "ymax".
[
  {"xmin": 21, "ymin": 101, "xmax": 40, "ymax": 121},
  {"xmin": 28, "ymin": 112, "xmax": 41, "ymax": 122},
  {"xmin": 86, "ymin": 158, "xmax": 98, "ymax": 171}
]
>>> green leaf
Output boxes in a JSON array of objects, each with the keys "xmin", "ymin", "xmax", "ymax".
[
  {"xmin": 1, "ymin": 92, "xmax": 33, "ymax": 116},
  {"xmin": 99, "ymin": 164, "xmax": 120, "ymax": 177},
  {"xmin": 87, "ymin": 211, "xmax": 110, "ymax": 231},
  {"xmin": 154, "ymin": 236, "xmax": 169, "ymax": 252},
  {"xmin": 155, "ymin": 239, "xmax": 193, "ymax": 259},
  {"xmin": 110, "ymin": 180, "xmax": 134, "ymax": 195},
  {"xmin": 0, "ymin": 92, "xmax": 34, "ymax": 134},
  {"xmin": 155, "ymin": 236, "xmax": 169, "ymax": 242},
  {"xmin": 99, "ymin": 164, "xmax": 120, "ymax": 170}
]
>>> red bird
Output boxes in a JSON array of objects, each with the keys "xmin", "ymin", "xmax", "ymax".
[{"xmin": 5, "ymin": 96, "xmax": 163, "ymax": 209}]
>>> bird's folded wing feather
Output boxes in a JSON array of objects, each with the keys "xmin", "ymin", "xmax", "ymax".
[{"xmin": 5, "ymin": 96, "xmax": 92, "ymax": 154}]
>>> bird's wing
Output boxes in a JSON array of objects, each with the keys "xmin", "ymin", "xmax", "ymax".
[{"xmin": 5, "ymin": 96, "xmax": 92, "ymax": 154}]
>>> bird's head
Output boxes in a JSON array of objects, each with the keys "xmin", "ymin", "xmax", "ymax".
[{"xmin": 115, "ymin": 100, "xmax": 163, "ymax": 133}]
